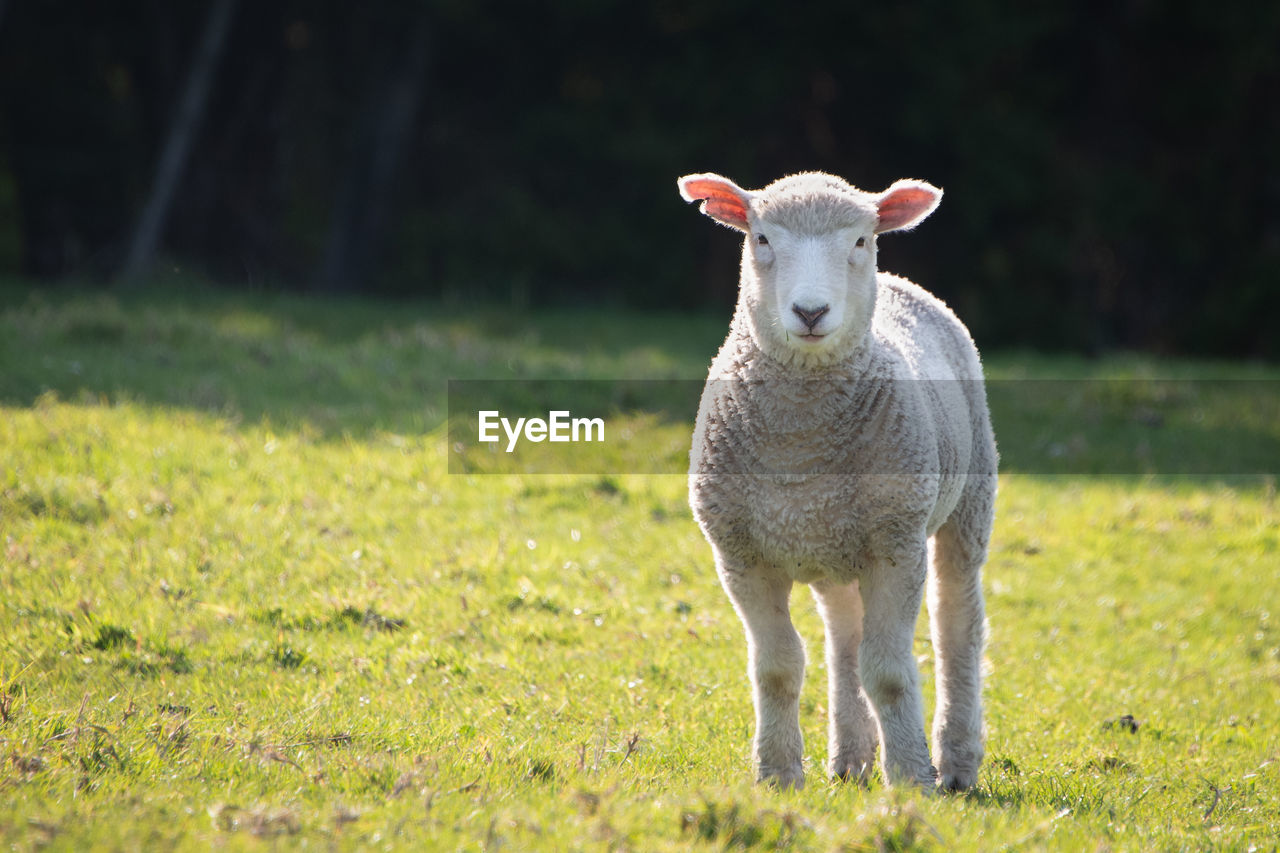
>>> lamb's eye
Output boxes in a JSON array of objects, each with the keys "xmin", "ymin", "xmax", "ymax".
[
  {"xmin": 855, "ymin": 237, "xmax": 867, "ymax": 248},
  {"xmin": 756, "ymin": 234, "xmax": 769, "ymax": 246}
]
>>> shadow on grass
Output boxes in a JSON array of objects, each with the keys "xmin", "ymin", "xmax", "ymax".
[
  {"xmin": 1, "ymin": 281, "xmax": 1276, "ymax": 479},
  {"xmin": 0, "ymin": 281, "xmax": 725, "ymax": 439}
]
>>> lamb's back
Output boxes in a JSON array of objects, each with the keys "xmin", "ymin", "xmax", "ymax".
[{"xmin": 871, "ymin": 273, "xmax": 984, "ymax": 383}]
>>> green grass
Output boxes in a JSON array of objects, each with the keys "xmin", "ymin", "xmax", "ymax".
[{"xmin": 1, "ymin": 280, "xmax": 1278, "ymax": 850}]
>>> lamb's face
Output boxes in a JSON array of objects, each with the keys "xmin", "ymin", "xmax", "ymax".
[
  {"xmin": 747, "ymin": 213, "xmax": 878, "ymax": 360},
  {"xmin": 678, "ymin": 171, "xmax": 942, "ymax": 365}
]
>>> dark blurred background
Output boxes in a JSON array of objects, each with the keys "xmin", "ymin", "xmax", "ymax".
[{"xmin": 0, "ymin": 1, "xmax": 1276, "ymax": 356}]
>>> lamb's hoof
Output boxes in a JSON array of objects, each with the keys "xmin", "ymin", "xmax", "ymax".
[
  {"xmin": 829, "ymin": 758, "xmax": 874, "ymax": 787},
  {"xmin": 880, "ymin": 761, "xmax": 939, "ymax": 792},
  {"xmin": 937, "ymin": 765, "xmax": 978, "ymax": 793},
  {"xmin": 758, "ymin": 765, "xmax": 805, "ymax": 791}
]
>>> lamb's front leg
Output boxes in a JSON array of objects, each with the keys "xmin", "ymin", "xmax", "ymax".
[
  {"xmin": 717, "ymin": 557, "xmax": 806, "ymax": 789},
  {"xmin": 858, "ymin": 551, "xmax": 935, "ymax": 790},
  {"xmin": 811, "ymin": 580, "xmax": 879, "ymax": 784}
]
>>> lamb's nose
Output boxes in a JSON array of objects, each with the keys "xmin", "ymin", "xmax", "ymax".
[{"xmin": 792, "ymin": 304, "xmax": 830, "ymax": 330}]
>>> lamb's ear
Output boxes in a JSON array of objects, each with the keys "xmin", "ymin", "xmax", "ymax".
[
  {"xmin": 677, "ymin": 173, "xmax": 753, "ymax": 232},
  {"xmin": 875, "ymin": 179, "xmax": 942, "ymax": 234}
]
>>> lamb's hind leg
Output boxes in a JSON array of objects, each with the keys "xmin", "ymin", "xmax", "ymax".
[
  {"xmin": 717, "ymin": 556, "xmax": 806, "ymax": 789},
  {"xmin": 928, "ymin": 512, "xmax": 991, "ymax": 792},
  {"xmin": 811, "ymin": 580, "xmax": 878, "ymax": 784}
]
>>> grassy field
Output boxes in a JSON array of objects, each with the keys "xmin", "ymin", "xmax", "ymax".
[{"xmin": 1, "ymin": 281, "xmax": 1278, "ymax": 850}]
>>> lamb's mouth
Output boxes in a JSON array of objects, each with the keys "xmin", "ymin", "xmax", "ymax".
[{"xmin": 799, "ymin": 333, "xmax": 827, "ymax": 343}]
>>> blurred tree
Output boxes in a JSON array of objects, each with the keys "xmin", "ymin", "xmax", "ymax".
[
  {"xmin": 120, "ymin": 0, "xmax": 238, "ymax": 281},
  {"xmin": 315, "ymin": 6, "xmax": 430, "ymax": 293}
]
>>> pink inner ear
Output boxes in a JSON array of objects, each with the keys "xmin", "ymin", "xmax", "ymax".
[
  {"xmin": 876, "ymin": 186, "xmax": 938, "ymax": 233},
  {"xmin": 681, "ymin": 178, "xmax": 750, "ymax": 229}
]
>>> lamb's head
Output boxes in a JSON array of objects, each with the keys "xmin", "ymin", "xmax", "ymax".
[{"xmin": 678, "ymin": 171, "xmax": 941, "ymax": 366}]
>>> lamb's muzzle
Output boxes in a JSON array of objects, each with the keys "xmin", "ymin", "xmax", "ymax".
[{"xmin": 791, "ymin": 303, "xmax": 829, "ymax": 332}]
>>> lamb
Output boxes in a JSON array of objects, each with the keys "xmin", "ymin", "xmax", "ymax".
[{"xmin": 677, "ymin": 171, "xmax": 997, "ymax": 792}]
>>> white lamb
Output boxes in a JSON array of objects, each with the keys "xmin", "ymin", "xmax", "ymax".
[{"xmin": 678, "ymin": 171, "xmax": 997, "ymax": 792}]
